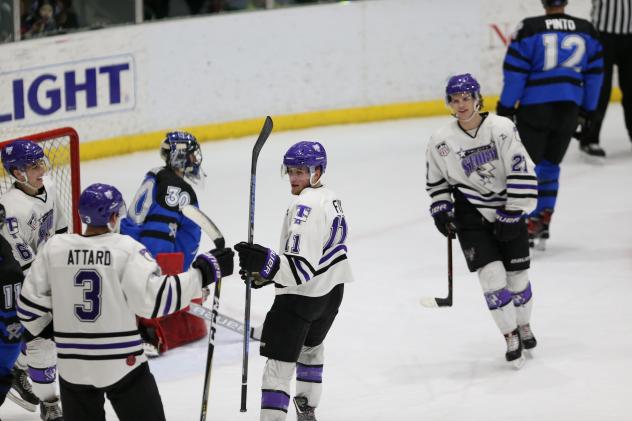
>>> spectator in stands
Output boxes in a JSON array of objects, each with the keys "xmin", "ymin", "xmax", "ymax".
[
  {"xmin": 22, "ymin": 0, "xmax": 57, "ymax": 38},
  {"xmin": 55, "ymin": 0, "xmax": 79, "ymax": 31}
]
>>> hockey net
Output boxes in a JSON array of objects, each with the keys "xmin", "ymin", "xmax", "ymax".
[{"xmin": 0, "ymin": 127, "xmax": 81, "ymax": 234}]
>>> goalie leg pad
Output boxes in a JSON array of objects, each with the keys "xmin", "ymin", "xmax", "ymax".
[
  {"xmin": 296, "ymin": 344, "xmax": 324, "ymax": 408},
  {"xmin": 138, "ymin": 298, "xmax": 207, "ymax": 353}
]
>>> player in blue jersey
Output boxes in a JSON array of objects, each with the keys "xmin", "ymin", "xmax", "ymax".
[
  {"xmin": 0, "ymin": 204, "xmax": 26, "ymax": 412},
  {"xmin": 497, "ymin": 0, "xmax": 604, "ymax": 250},
  {"xmin": 120, "ymin": 131, "xmax": 209, "ymax": 357}
]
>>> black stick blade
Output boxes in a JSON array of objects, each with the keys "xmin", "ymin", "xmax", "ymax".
[
  {"xmin": 251, "ymin": 116, "xmax": 273, "ymax": 170},
  {"xmin": 420, "ymin": 296, "xmax": 453, "ymax": 308}
]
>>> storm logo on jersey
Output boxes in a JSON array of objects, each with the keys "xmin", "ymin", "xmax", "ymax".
[{"xmin": 457, "ymin": 141, "xmax": 499, "ymax": 184}]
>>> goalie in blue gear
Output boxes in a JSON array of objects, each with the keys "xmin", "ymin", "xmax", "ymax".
[{"xmin": 120, "ymin": 131, "xmax": 208, "ymax": 357}]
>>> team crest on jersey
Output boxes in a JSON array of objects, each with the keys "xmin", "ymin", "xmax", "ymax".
[
  {"xmin": 38, "ymin": 209, "xmax": 54, "ymax": 245},
  {"xmin": 436, "ymin": 141, "xmax": 450, "ymax": 157},
  {"xmin": 293, "ymin": 204, "xmax": 312, "ymax": 225},
  {"xmin": 44, "ymin": 367, "xmax": 57, "ymax": 382},
  {"xmin": 457, "ymin": 140, "xmax": 499, "ymax": 185}
]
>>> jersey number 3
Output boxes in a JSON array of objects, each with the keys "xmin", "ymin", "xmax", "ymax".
[{"xmin": 74, "ymin": 270, "xmax": 102, "ymax": 322}]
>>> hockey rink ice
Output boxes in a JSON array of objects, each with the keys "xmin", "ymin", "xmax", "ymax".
[{"xmin": 3, "ymin": 106, "xmax": 631, "ymax": 420}]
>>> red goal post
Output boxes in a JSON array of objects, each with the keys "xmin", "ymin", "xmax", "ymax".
[{"xmin": 0, "ymin": 127, "xmax": 81, "ymax": 234}]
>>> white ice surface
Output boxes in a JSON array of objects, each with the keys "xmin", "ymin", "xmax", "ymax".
[{"xmin": 2, "ymin": 105, "xmax": 631, "ymax": 420}]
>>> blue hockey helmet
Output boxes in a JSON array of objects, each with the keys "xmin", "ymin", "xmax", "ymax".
[
  {"xmin": 160, "ymin": 131, "xmax": 204, "ymax": 183},
  {"xmin": 542, "ymin": 0, "xmax": 567, "ymax": 7},
  {"xmin": 1, "ymin": 140, "xmax": 46, "ymax": 176},
  {"xmin": 445, "ymin": 73, "xmax": 481, "ymax": 103},
  {"xmin": 282, "ymin": 141, "xmax": 327, "ymax": 174},
  {"xmin": 78, "ymin": 183, "xmax": 125, "ymax": 227}
]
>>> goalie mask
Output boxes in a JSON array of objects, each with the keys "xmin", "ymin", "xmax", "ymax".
[
  {"xmin": 79, "ymin": 183, "xmax": 126, "ymax": 232},
  {"xmin": 160, "ymin": 131, "xmax": 205, "ymax": 184},
  {"xmin": 282, "ymin": 141, "xmax": 327, "ymax": 186}
]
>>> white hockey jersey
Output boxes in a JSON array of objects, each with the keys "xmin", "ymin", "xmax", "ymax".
[
  {"xmin": 17, "ymin": 233, "xmax": 204, "ymax": 388},
  {"xmin": 0, "ymin": 178, "xmax": 67, "ymax": 270},
  {"xmin": 273, "ymin": 186, "xmax": 354, "ymax": 298},
  {"xmin": 426, "ymin": 113, "xmax": 538, "ymax": 222}
]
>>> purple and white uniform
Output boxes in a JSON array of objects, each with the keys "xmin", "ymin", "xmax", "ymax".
[
  {"xmin": 273, "ymin": 185, "xmax": 354, "ymax": 298},
  {"xmin": 17, "ymin": 233, "xmax": 203, "ymax": 388},
  {"xmin": 426, "ymin": 113, "xmax": 537, "ymax": 220}
]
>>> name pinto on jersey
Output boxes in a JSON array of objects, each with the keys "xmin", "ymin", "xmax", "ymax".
[
  {"xmin": 67, "ymin": 249, "xmax": 112, "ymax": 265},
  {"xmin": 545, "ymin": 18, "xmax": 577, "ymax": 31}
]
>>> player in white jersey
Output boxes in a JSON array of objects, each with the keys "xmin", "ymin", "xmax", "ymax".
[
  {"xmin": 235, "ymin": 141, "xmax": 353, "ymax": 421},
  {"xmin": 0, "ymin": 139, "xmax": 67, "ymax": 419},
  {"xmin": 17, "ymin": 183, "xmax": 234, "ymax": 421},
  {"xmin": 425, "ymin": 74, "xmax": 539, "ymax": 366}
]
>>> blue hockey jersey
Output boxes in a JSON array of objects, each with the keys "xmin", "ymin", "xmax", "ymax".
[
  {"xmin": 0, "ymin": 235, "xmax": 24, "ymax": 378},
  {"xmin": 120, "ymin": 167, "xmax": 201, "ymax": 269},
  {"xmin": 499, "ymin": 13, "xmax": 604, "ymax": 111}
]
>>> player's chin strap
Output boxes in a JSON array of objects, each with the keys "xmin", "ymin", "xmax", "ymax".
[
  {"xmin": 12, "ymin": 170, "xmax": 41, "ymax": 192},
  {"xmin": 309, "ymin": 169, "xmax": 323, "ymax": 188},
  {"xmin": 454, "ymin": 100, "xmax": 481, "ymax": 123}
]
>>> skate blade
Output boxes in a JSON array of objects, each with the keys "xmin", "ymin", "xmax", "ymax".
[
  {"xmin": 523, "ymin": 349, "xmax": 534, "ymax": 359},
  {"xmin": 534, "ymin": 238, "xmax": 547, "ymax": 251},
  {"xmin": 580, "ymin": 153, "xmax": 605, "ymax": 165},
  {"xmin": 6, "ymin": 391, "xmax": 37, "ymax": 412},
  {"xmin": 510, "ymin": 355, "xmax": 526, "ymax": 369}
]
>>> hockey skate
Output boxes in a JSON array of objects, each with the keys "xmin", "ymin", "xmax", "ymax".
[
  {"xmin": 519, "ymin": 324, "xmax": 537, "ymax": 356},
  {"xmin": 528, "ymin": 209, "xmax": 552, "ymax": 251},
  {"xmin": 40, "ymin": 397, "xmax": 63, "ymax": 421},
  {"xmin": 504, "ymin": 328, "xmax": 525, "ymax": 369},
  {"xmin": 6, "ymin": 367, "xmax": 38, "ymax": 412},
  {"xmin": 579, "ymin": 143, "xmax": 606, "ymax": 164},
  {"xmin": 293, "ymin": 396, "xmax": 317, "ymax": 421}
]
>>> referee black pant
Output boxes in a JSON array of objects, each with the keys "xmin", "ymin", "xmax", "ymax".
[
  {"xmin": 59, "ymin": 362, "xmax": 166, "ymax": 421},
  {"xmin": 582, "ymin": 32, "xmax": 632, "ymax": 146}
]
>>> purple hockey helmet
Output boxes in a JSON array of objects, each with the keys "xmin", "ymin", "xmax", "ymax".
[
  {"xmin": 78, "ymin": 183, "xmax": 125, "ymax": 227},
  {"xmin": 445, "ymin": 73, "xmax": 481, "ymax": 103},
  {"xmin": 283, "ymin": 141, "xmax": 327, "ymax": 174},
  {"xmin": 1, "ymin": 140, "xmax": 46, "ymax": 175},
  {"xmin": 160, "ymin": 131, "xmax": 203, "ymax": 182}
]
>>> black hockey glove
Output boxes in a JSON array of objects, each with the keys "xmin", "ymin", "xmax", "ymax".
[
  {"xmin": 193, "ymin": 247, "xmax": 235, "ymax": 287},
  {"xmin": 238, "ymin": 269, "xmax": 274, "ymax": 289},
  {"xmin": 234, "ymin": 241, "xmax": 280, "ymax": 281},
  {"xmin": 496, "ymin": 103, "xmax": 517, "ymax": 122},
  {"xmin": 494, "ymin": 209, "xmax": 524, "ymax": 242},
  {"xmin": 430, "ymin": 201, "xmax": 456, "ymax": 238},
  {"xmin": 574, "ymin": 108, "xmax": 593, "ymax": 141}
]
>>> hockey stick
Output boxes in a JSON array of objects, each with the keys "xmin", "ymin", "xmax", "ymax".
[
  {"xmin": 180, "ymin": 205, "xmax": 224, "ymax": 421},
  {"xmin": 187, "ymin": 303, "xmax": 260, "ymax": 341},
  {"xmin": 420, "ymin": 234, "xmax": 453, "ymax": 308},
  {"xmin": 242, "ymin": 116, "xmax": 273, "ymax": 412}
]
